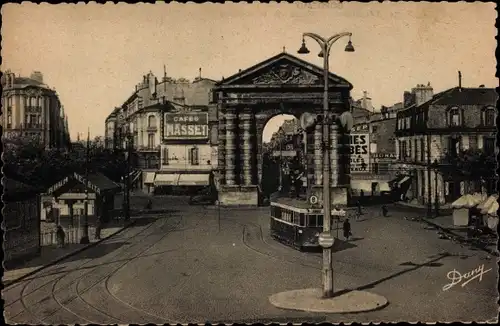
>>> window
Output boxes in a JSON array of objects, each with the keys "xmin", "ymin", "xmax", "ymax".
[
  {"xmin": 162, "ymin": 147, "xmax": 169, "ymax": 165},
  {"xmin": 372, "ymin": 125, "xmax": 378, "ymax": 134},
  {"xmin": 482, "ymin": 108, "xmax": 496, "ymax": 127},
  {"xmin": 448, "ymin": 107, "xmax": 461, "ymax": 127},
  {"xmin": 448, "ymin": 137, "xmax": 460, "ymax": 156},
  {"xmin": 469, "ymin": 135, "xmax": 478, "ymax": 150},
  {"xmin": 147, "ymin": 134, "xmax": 154, "ymax": 148},
  {"xmin": 420, "ymin": 138, "xmax": 425, "ymax": 162},
  {"xmin": 414, "ymin": 139, "xmax": 418, "ymax": 161},
  {"xmin": 37, "ymin": 97, "xmax": 42, "ymax": 107},
  {"xmin": 484, "ymin": 137, "xmax": 495, "ymax": 155},
  {"xmin": 373, "ymin": 163, "xmax": 379, "ymax": 174},
  {"xmin": 7, "ymin": 96, "xmax": 13, "ymax": 107},
  {"xmin": 189, "ymin": 147, "xmax": 200, "ymax": 165},
  {"xmin": 30, "ymin": 96, "xmax": 36, "ymax": 107},
  {"xmin": 148, "ymin": 115, "xmax": 156, "ymax": 128},
  {"xmin": 408, "ymin": 140, "xmax": 412, "ymax": 159}
]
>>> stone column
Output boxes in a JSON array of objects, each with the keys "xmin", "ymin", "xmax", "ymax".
[
  {"xmin": 314, "ymin": 124, "xmax": 322, "ymax": 186},
  {"xmin": 225, "ymin": 111, "xmax": 237, "ymax": 185},
  {"xmin": 218, "ymin": 113, "xmax": 226, "ymax": 185},
  {"xmin": 255, "ymin": 114, "xmax": 266, "ymax": 185},
  {"xmin": 241, "ymin": 112, "xmax": 254, "ymax": 186},
  {"xmin": 330, "ymin": 122, "xmax": 339, "ymax": 187}
]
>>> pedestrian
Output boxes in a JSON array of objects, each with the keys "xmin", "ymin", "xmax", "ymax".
[
  {"xmin": 95, "ymin": 218, "xmax": 102, "ymax": 240},
  {"xmin": 343, "ymin": 218, "xmax": 352, "ymax": 241},
  {"xmin": 56, "ymin": 225, "xmax": 66, "ymax": 248},
  {"xmin": 356, "ymin": 200, "xmax": 362, "ymax": 219},
  {"xmin": 382, "ymin": 204, "xmax": 389, "ymax": 217}
]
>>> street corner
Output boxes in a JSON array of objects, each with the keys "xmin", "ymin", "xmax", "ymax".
[{"xmin": 269, "ymin": 288, "xmax": 388, "ymax": 314}]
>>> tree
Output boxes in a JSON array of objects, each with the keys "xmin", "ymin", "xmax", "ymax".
[
  {"xmin": 3, "ymin": 135, "xmax": 128, "ymax": 189},
  {"xmin": 439, "ymin": 148, "xmax": 496, "ymax": 192}
]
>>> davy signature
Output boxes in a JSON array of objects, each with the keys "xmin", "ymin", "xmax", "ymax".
[{"xmin": 442, "ymin": 264, "xmax": 492, "ymax": 291}]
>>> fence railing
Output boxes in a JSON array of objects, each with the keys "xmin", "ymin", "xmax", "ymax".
[{"xmin": 41, "ymin": 226, "xmax": 97, "ymax": 246}]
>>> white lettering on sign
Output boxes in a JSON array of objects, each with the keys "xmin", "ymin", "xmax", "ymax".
[
  {"xmin": 349, "ymin": 133, "xmax": 370, "ymax": 173},
  {"xmin": 164, "ymin": 113, "xmax": 209, "ymax": 139}
]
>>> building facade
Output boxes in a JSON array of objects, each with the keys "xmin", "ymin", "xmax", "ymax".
[
  {"xmin": 394, "ymin": 82, "xmax": 497, "ymax": 206},
  {"xmin": 349, "ymin": 96, "xmax": 402, "ymax": 196},
  {"xmin": 1, "ymin": 70, "xmax": 70, "ymax": 148},
  {"xmin": 104, "ymin": 69, "xmax": 218, "ymax": 194}
]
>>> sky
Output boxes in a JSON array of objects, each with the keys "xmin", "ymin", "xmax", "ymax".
[{"xmin": 2, "ymin": 2, "xmax": 497, "ymax": 141}]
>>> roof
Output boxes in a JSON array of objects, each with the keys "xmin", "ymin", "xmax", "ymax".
[
  {"xmin": 431, "ymin": 87, "xmax": 497, "ymax": 106},
  {"xmin": 157, "ymin": 78, "xmax": 216, "ymax": 106},
  {"xmin": 46, "ymin": 172, "xmax": 121, "ymax": 195}
]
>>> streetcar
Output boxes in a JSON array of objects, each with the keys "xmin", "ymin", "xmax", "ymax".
[{"xmin": 269, "ymin": 201, "xmax": 346, "ymax": 251}]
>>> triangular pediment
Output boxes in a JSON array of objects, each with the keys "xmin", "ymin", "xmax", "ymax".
[{"xmin": 217, "ymin": 52, "xmax": 352, "ymax": 88}]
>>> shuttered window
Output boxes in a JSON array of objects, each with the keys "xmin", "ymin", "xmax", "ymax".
[
  {"xmin": 162, "ymin": 148, "xmax": 169, "ymax": 165},
  {"xmin": 189, "ymin": 147, "xmax": 199, "ymax": 165}
]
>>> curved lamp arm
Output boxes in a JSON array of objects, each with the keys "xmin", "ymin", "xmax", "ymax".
[{"xmin": 303, "ymin": 32, "xmax": 353, "ymax": 58}]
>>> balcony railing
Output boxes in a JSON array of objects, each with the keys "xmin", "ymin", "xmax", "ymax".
[{"xmin": 137, "ymin": 145, "xmax": 160, "ymax": 152}]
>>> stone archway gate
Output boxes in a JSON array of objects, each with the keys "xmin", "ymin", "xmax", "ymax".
[{"xmin": 212, "ymin": 52, "xmax": 353, "ymax": 206}]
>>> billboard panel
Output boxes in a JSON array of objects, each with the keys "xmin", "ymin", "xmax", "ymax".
[
  {"xmin": 164, "ymin": 113, "xmax": 209, "ymax": 140},
  {"xmin": 349, "ymin": 132, "xmax": 370, "ymax": 173}
]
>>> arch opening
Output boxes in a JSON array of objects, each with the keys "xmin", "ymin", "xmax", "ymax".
[{"xmin": 260, "ymin": 114, "xmax": 306, "ymax": 201}]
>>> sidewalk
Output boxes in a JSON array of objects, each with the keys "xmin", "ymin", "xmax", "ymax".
[
  {"xmin": 421, "ymin": 214, "xmax": 498, "ymax": 256},
  {"xmin": 3, "ymin": 220, "xmax": 135, "ymax": 286}
]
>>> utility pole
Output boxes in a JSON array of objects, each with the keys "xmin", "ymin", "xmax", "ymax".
[
  {"xmin": 80, "ymin": 129, "xmax": 90, "ymax": 244},
  {"xmin": 426, "ymin": 134, "xmax": 433, "ymax": 218}
]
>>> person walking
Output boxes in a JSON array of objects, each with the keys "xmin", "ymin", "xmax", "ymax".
[
  {"xmin": 343, "ymin": 218, "xmax": 352, "ymax": 241},
  {"xmin": 56, "ymin": 225, "xmax": 66, "ymax": 248},
  {"xmin": 356, "ymin": 200, "xmax": 362, "ymax": 220},
  {"xmin": 382, "ymin": 204, "xmax": 389, "ymax": 217},
  {"xmin": 95, "ymin": 218, "xmax": 102, "ymax": 240}
]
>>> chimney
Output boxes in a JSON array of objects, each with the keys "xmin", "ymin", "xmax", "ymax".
[
  {"xmin": 30, "ymin": 71, "xmax": 44, "ymax": 83},
  {"xmin": 403, "ymin": 91, "xmax": 415, "ymax": 107},
  {"xmin": 458, "ymin": 71, "xmax": 462, "ymax": 91},
  {"xmin": 411, "ymin": 83, "xmax": 434, "ymax": 106},
  {"xmin": 361, "ymin": 91, "xmax": 374, "ymax": 112}
]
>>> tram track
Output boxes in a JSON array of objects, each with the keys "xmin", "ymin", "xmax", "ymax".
[
  {"xmin": 7, "ymin": 221, "xmax": 161, "ymax": 324},
  {"xmin": 5, "ymin": 215, "xmax": 185, "ymax": 324}
]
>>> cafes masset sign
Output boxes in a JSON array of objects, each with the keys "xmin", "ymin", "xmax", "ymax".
[{"xmin": 163, "ymin": 113, "xmax": 209, "ymax": 140}]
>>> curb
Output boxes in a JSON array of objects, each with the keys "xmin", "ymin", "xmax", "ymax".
[
  {"xmin": 422, "ymin": 218, "xmax": 498, "ymax": 257},
  {"xmin": 4, "ymin": 220, "xmax": 138, "ymax": 288}
]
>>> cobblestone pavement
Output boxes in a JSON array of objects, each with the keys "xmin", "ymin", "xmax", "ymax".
[{"xmin": 3, "ymin": 198, "xmax": 497, "ymax": 324}]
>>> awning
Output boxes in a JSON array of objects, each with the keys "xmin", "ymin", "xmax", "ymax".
[
  {"xmin": 378, "ymin": 182, "xmax": 391, "ymax": 192},
  {"xmin": 388, "ymin": 175, "xmax": 405, "ymax": 187},
  {"xmin": 144, "ymin": 172, "xmax": 156, "ymax": 184},
  {"xmin": 398, "ymin": 176, "xmax": 410, "ymax": 186},
  {"xmin": 154, "ymin": 174, "xmax": 180, "ymax": 186},
  {"xmin": 177, "ymin": 174, "xmax": 210, "ymax": 186}
]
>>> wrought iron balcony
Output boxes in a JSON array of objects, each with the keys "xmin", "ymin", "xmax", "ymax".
[{"xmin": 137, "ymin": 145, "xmax": 160, "ymax": 152}]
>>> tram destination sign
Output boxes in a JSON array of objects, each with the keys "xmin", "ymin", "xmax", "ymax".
[{"xmin": 164, "ymin": 113, "xmax": 209, "ymax": 140}]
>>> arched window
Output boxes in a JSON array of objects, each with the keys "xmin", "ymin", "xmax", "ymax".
[
  {"xmin": 30, "ymin": 96, "xmax": 36, "ymax": 107},
  {"xmin": 148, "ymin": 115, "xmax": 156, "ymax": 128},
  {"xmin": 482, "ymin": 107, "xmax": 496, "ymax": 127},
  {"xmin": 37, "ymin": 97, "xmax": 43, "ymax": 107},
  {"xmin": 447, "ymin": 107, "xmax": 461, "ymax": 127}
]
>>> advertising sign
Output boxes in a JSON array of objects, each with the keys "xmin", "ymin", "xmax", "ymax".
[
  {"xmin": 164, "ymin": 113, "xmax": 209, "ymax": 140},
  {"xmin": 349, "ymin": 132, "xmax": 370, "ymax": 173}
]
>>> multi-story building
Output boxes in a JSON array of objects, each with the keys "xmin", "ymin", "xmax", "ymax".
[
  {"xmin": 104, "ymin": 68, "xmax": 218, "ymax": 194},
  {"xmin": 349, "ymin": 94, "xmax": 403, "ymax": 196},
  {"xmin": 394, "ymin": 79, "xmax": 497, "ymax": 206},
  {"xmin": 1, "ymin": 70, "xmax": 70, "ymax": 148}
]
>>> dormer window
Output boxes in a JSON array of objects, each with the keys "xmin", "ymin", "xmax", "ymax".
[
  {"xmin": 482, "ymin": 107, "xmax": 496, "ymax": 127},
  {"xmin": 447, "ymin": 107, "xmax": 461, "ymax": 127}
]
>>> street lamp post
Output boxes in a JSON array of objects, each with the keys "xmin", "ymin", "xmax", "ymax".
[
  {"xmin": 298, "ymin": 31, "xmax": 354, "ymax": 298},
  {"xmin": 123, "ymin": 125, "xmax": 133, "ymax": 221}
]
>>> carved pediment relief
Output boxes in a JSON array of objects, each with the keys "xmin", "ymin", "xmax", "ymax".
[
  {"xmin": 252, "ymin": 63, "xmax": 321, "ymax": 85},
  {"xmin": 217, "ymin": 53, "xmax": 352, "ymax": 88}
]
